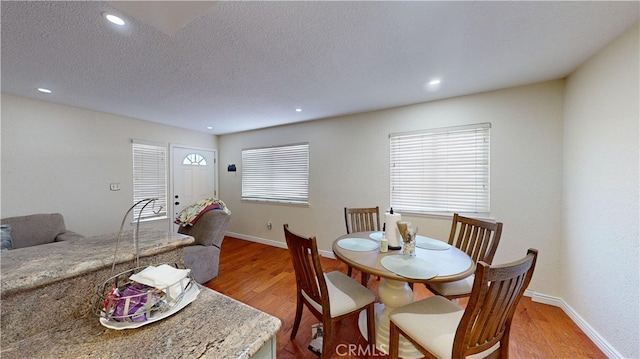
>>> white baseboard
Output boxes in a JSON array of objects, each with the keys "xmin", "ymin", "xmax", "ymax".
[
  {"xmin": 530, "ymin": 292, "xmax": 622, "ymax": 359},
  {"xmin": 225, "ymin": 231, "xmax": 337, "ymax": 259},
  {"xmin": 225, "ymin": 231, "xmax": 288, "ymax": 249},
  {"xmin": 319, "ymin": 249, "xmax": 336, "ymax": 259},
  {"xmin": 226, "ymin": 233, "xmax": 622, "ymax": 358}
]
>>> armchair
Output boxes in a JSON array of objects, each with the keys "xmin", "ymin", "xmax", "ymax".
[{"xmin": 178, "ymin": 210, "xmax": 231, "ymax": 284}]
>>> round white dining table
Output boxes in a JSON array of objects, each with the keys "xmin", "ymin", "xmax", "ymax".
[{"xmin": 332, "ymin": 231, "xmax": 474, "ymax": 358}]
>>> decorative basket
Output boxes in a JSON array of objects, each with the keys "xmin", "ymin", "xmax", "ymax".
[
  {"xmin": 93, "ymin": 264, "xmax": 193, "ymax": 323},
  {"xmin": 92, "ymin": 198, "xmax": 198, "ymax": 328}
]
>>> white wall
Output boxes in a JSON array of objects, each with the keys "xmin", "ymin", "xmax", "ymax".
[
  {"xmin": 563, "ymin": 24, "xmax": 639, "ymax": 358},
  {"xmin": 0, "ymin": 94, "xmax": 218, "ymax": 236},
  {"xmin": 219, "ymin": 80, "xmax": 565, "ymax": 297},
  {"xmin": 2, "ymin": 23, "xmax": 636, "ymax": 357}
]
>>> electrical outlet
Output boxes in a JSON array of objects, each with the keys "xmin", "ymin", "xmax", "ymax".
[
  {"xmin": 109, "ymin": 183, "xmax": 121, "ymax": 191},
  {"xmin": 267, "ymin": 221, "xmax": 272, "ymax": 230}
]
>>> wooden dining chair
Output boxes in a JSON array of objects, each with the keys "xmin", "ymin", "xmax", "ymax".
[
  {"xmin": 345, "ymin": 206, "xmax": 381, "ymax": 234},
  {"xmin": 389, "ymin": 248, "xmax": 538, "ymax": 359},
  {"xmin": 425, "ymin": 213, "xmax": 503, "ymax": 300},
  {"xmin": 344, "ymin": 206, "xmax": 381, "ymax": 286},
  {"xmin": 283, "ymin": 224, "xmax": 376, "ymax": 358}
]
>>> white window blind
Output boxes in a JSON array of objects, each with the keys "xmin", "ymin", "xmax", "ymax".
[
  {"xmin": 132, "ymin": 141, "xmax": 168, "ymax": 220},
  {"xmin": 242, "ymin": 143, "xmax": 309, "ymax": 204},
  {"xmin": 390, "ymin": 123, "xmax": 490, "ymax": 215}
]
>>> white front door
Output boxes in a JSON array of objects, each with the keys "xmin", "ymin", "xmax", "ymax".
[{"xmin": 171, "ymin": 145, "xmax": 217, "ymax": 232}]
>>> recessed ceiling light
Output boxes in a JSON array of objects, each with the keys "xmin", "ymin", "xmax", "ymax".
[
  {"xmin": 37, "ymin": 88, "xmax": 52, "ymax": 94},
  {"xmin": 207, "ymin": 126, "xmax": 213, "ymax": 130},
  {"xmin": 103, "ymin": 13, "xmax": 125, "ymax": 26},
  {"xmin": 295, "ymin": 108, "xmax": 302, "ymax": 112},
  {"xmin": 424, "ymin": 78, "xmax": 442, "ymax": 92}
]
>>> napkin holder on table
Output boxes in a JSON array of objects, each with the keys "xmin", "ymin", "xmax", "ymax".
[
  {"xmin": 397, "ymin": 221, "xmax": 417, "ymax": 256},
  {"xmin": 397, "ymin": 221, "xmax": 408, "ymax": 241}
]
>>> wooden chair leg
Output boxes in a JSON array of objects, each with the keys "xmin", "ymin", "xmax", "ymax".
[
  {"xmin": 361, "ymin": 272, "xmax": 370, "ymax": 286},
  {"xmin": 366, "ymin": 303, "xmax": 376, "ymax": 354},
  {"xmin": 322, "ymin": 320, "xmax": 332, "ymax": 359},
  {"xmin": 291, "ymin": 295, "xmax": 303, "ymax": 339},
  {"xmin": 389, "ymin": 321, "xmax": 400, "ymax": 359},
  {"xmin": 347, "ymin": 265, "xmax": 353, "ymax": 277}
]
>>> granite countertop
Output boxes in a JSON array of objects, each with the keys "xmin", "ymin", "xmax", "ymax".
[
  {"xmin": 1, "ymin": 228, "xmax": 194, "ymax": 295},
  {"xmin": 0, "ymin": 285, "xmax": 282, "ymax": 359}
]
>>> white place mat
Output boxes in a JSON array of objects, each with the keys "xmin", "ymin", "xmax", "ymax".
[
  {"xmin": 415, "ymin": 235, "xmax": 451, "ymax": 250},
  {"xmin": 337, "ymin": 238, "xmax": 379, "ymax": 251},
  {"xmin": 381, "ymin": 255, "xmax": 439, "ymax": 280}
]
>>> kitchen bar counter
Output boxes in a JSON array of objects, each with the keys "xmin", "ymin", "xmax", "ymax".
[
  {"xmin": 1, "ymin": 285, "xmax": 281, "ymax": 359},
  {"xmin": 1, "ymin": 228, "xmax": 193, "ymax": 295},
  {"xmin": 0, "ymin": 228, "xmax": 280, "ymax": 358}
]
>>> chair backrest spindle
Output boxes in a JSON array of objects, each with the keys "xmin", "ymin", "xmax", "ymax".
[
  {"xmin": 449, "ymin": 213, "xmax": 503, "ymax": 265},
  {"xmin": 283, "ymin": 224, "xmax": 328, "ymax": 311},
  {"xmin": 453, "ymin": 248, "xmax": 538, "ymax": 358},
  {"xmin": 344, "ymin": 207, "xmax": 380, "ymax": 234}
]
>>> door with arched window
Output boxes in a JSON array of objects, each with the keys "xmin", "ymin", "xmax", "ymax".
[{"xmin": 171, "ymin": 145, "xmax": 217, "ymax": 232}]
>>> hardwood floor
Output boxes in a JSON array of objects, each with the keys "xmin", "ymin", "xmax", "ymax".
[{"xmin": 204, "ymin": 237, "xmax": 605, "ymax": 359}]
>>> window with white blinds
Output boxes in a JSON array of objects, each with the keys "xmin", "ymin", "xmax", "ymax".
[
  {"xmin": 242, "ymin": 143, "xmax": 309, "ymax": 205},
  {"xmin": 390, "ymin": 123, "xmax": 490, "ymax": 215},
  {"xmin": 132, "ymin": 140, "xmax": 168, "ymax": 220}
]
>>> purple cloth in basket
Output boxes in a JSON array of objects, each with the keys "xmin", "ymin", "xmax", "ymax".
[{"xmin": 113, "ymin": 284, "xmax": 158, "ymax": 322}]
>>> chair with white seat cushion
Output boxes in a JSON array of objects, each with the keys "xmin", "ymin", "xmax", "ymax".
[
  {"xmin": 344, "ymin": 206, "xmax": 381, "ymax": 286},
  {"xmin": 426, "ymin": 213, "xmax": 503, "ymax": 299},
  {"xmin": 284, "ymin": 224, "xmax": 376, "ymax": 358},
  {"xmin": 389, "ymin": 248, "xmax": 538, "ymax": 359}
]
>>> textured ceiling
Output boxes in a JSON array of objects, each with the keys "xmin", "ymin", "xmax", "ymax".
[{"xmin": 1, "ymin": 1, "xmax": 638, "ymax": 135}]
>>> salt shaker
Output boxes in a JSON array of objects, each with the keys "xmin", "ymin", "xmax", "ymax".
[{"xmin": 380, "ymin": 231, "xmax": 388, "ymax": 252}]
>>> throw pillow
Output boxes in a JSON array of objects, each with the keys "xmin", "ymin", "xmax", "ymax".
[{"xmin": 1, "ymin": 224, "xmax": 13, "ymax": 251}]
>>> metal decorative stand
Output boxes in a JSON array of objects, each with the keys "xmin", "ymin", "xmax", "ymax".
[{"xmin": 92, "ymin": 198, "xmax": 197, "ymax": 327}]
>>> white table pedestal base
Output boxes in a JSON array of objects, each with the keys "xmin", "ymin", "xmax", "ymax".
[{"xmin": 358, "ymin": 278, "xmax": 423, "ymax": 358}]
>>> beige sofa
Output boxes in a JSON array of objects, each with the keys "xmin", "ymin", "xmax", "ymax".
[{"xmin": 1, "ymin": 213, "xmax": 84, "ymax": 249}]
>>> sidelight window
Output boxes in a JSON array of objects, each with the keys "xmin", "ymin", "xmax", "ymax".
[{"xmin": 132, "ymin": 140, "xmax": 168, "ymax": 220}]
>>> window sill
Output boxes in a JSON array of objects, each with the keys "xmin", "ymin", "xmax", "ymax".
[
  {"xmin": 394, "ymin": 211, "xmax": 494, "ymax": 221},
  {"xmin": 133, "ymin": 215, "xmax": 169, "ymax": 224},
  {"xmin": 241, "ymin": 199, "xmax": 309, "ymax": 207}
]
